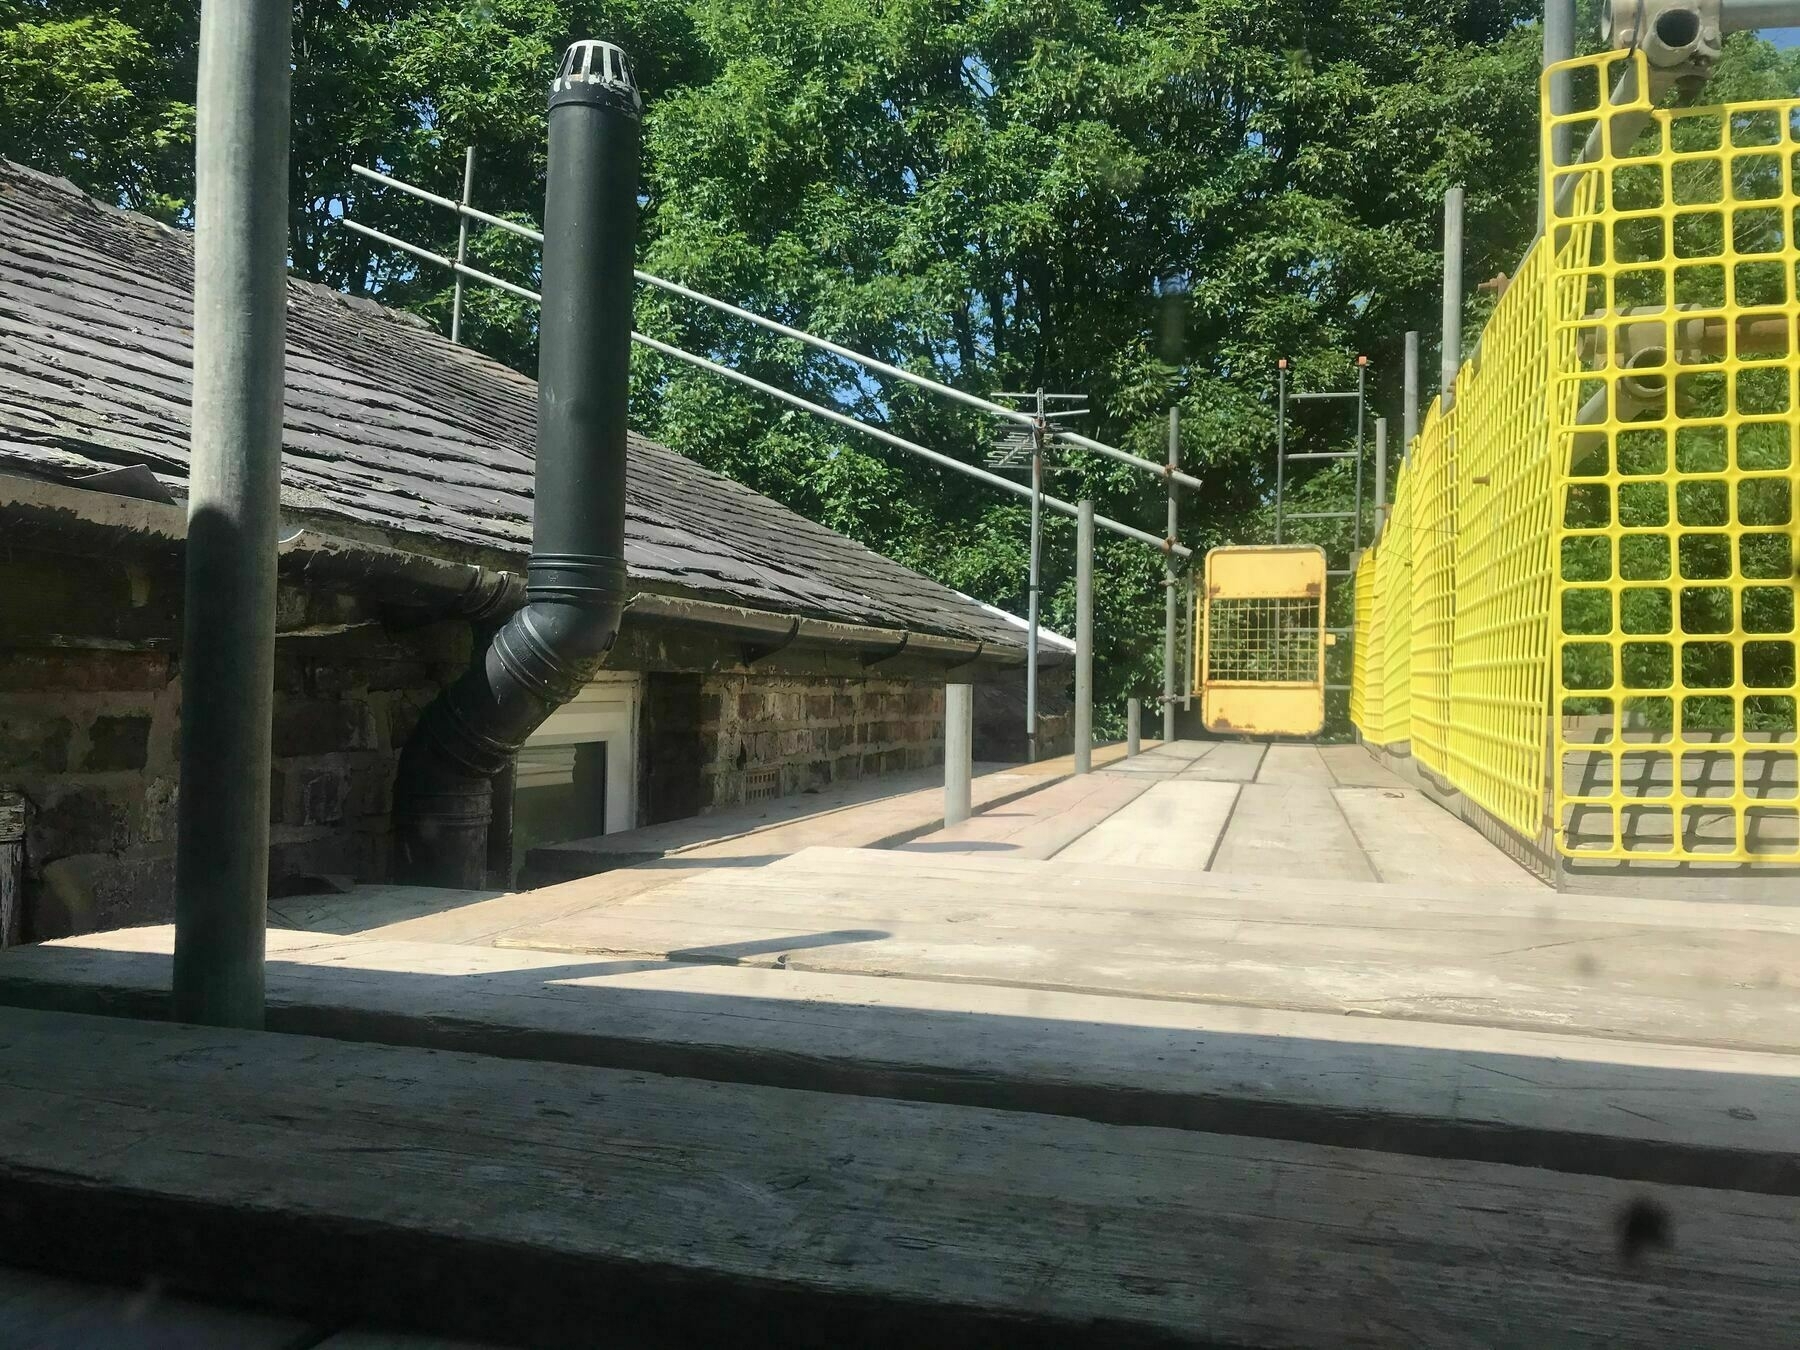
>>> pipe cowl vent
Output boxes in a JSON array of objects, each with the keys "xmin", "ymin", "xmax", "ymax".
[{"xmin": 553, "ymin": 40, "xmax": 640, "ymax": 112}]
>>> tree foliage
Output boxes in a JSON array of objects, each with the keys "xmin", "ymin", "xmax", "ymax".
[{"xmin": 4, "ymin": 2, "xmax": 1795, "ymax": 730}]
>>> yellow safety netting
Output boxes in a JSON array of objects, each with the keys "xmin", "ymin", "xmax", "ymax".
[
  {"xmin": 1375, "ymin": 463, "xmax": 1413, "ymax": 745},
  {"xmin": 1407, "ymin": 391, "xmax": 1459, "ymax": 780},
  {"xmin": 1350, "ymin": 548, "xmax": 1377, "ymax": 732},
  {"xmin": 1350, "ymin": 50, "xmax": 1800, "ymax": 861}
]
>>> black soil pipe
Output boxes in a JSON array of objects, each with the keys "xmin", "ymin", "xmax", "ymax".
[{"xmin": 393, "ymin": 41, "xmax": 639, "ymax": 887}]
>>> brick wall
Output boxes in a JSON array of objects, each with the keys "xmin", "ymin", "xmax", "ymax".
[{"xmin": 0, "ymin": 620, "xmax": 467, "ymax": 940}]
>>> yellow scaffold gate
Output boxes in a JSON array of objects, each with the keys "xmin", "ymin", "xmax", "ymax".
[
  {"xmin": 1197, "ymin": 545, "xmax": 1331, "ymax": 738},
  {"xmin": 1352, "ymin": 50, "xmax": 1800, "ymax": 864}
]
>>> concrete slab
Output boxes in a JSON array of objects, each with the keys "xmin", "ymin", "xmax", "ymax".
[
  {"xmin": 528, "ymin": 743, "xmax": 1149, "ymax": 885},
  {"xmin": 273, "ymin": 866, "xmax": 709, "ymax": 947},
  {"xmin": 1319, "ymin": 744, "xmax": 1412, "ymax": 789},
  {"xmin": 524, "ymin": 761, "xmax": 1021, "ymax": 883},
  {"xmin": 1099, "ymin": 741, "xmax": 1213, "ymax": 774},
  {"xmin": 761, "ymin": 848, "xmax": 1800, "ymax": 932}
]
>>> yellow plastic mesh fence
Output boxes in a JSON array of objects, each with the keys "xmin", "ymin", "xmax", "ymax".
[
  {"xmin": 1350, "ymin": 549, "xmax": 1378, "ymax": 735},
  {"xmin": 1408, "ymin": 394, "xmax": 1458, "ymax": 778},
  {"xmin": 1443, "ymin": 232, "xmax": 1561, "ymax": 838},
  {"xmin": 1375, "ymin": 464, "xmax": 1414, "ymax": 746},
  {"xmin": 1547, "ymin": 52, "xmax": 1800, "ymax": 861},
  {"xmin": 1350, "ymin": 51, "xmax": 1800, "ymax": 860}
]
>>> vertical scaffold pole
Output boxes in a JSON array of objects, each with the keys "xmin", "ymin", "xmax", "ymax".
[
  {"xmin": 1164, "ymin": 406, "xmax": 1180, "ymax": 744},
  {"xmin": 1403, "ymin": 329, "xmax": 1421, "ymax": 451},
  {"xmin": 1274, "ymin": 360, "xmax": 1289, "ymax": 543},
  {"xmin": 1541, "ymin": 0, "xmax": 1576, "ymax": 231},
  {"xmin": 172, "ymin": 1, "xmax": 293, "ymax": 1029},
  {"xmin": 450, "ymin": 145, "xmax": 476, "ymax": 344},
  {"xmin": 1025, "ymin": 393, "xmax": 1044, "ymax": 762},
  {"xmin": 1441, "ymin": 187, "xmax": 1465, "ymax": 406},
  {"xmin": 1074, "ymin": 498, "xmax": 1095, "ymax": 774},
  {"xmin": 1375, "ymin": 416, "xmax": 1389, "ymax": 532},
  {"xmin": 944, "ymin": 683, "xmax": 973, "ymax": 825}
]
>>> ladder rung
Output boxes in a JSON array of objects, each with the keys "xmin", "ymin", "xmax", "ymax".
[
  {"xmin": 1325, "ymin": 626, "xmax": 1353, "ymax": 634},
  {"xmin": 1324, "ymin": 683, "xmax": 1353, "ymax": 692},
  {"xmin": 1289, "ymin": 391, "xmax": 1359, "ymax": 402},
  {"xmin": 1326, "ymin": 569, "xmax": 1354, "ymax": 577},
  {"xmin": 1285, "ymin": 451, "xmax": 1355, "ymax": 460},
  {"xmin": 1285, "ymin": 511, "xmax": 1356, "ymax": 520}
]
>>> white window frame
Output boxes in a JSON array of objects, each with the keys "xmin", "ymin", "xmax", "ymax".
[{"xmin": 518, "ymin": 670, "xmax": 641, "ymax": 835}]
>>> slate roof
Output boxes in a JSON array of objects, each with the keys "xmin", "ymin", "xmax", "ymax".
[{"xmin": 0, "ymin": 161, "xmax": 1029, "ymax": 651}]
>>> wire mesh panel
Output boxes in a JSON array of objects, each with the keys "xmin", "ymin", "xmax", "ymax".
[
  {"xmin": 1375, "ymin": 466, "xmax": 1414, "ymax": 746},
  {"xmin": 1209, "ymin": 597, "xmax": 1324, "ymax": 682},
  {"xmin": 1547, "ymin": 51, "xmax": 1800, "ymax": 861},
  {"xmin": 1199, "ymin": 545, "xmax": 1329, "ymax": 737},
  {"xmin": 1350, "ymin": 550, "xmax": 1378, "ymax": 735},
  {"xmin": 1409, "ymin": 395, "xmax": 1458, "ymax": 778},
  {"xmin": 1444, "ymin": 232, "xmax": 1561, "ymax": 840}
]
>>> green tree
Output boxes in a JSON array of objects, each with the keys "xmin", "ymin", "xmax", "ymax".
[
  {"xmin": 630, "ymin": 0, "xmax": 1550, "ymax": 730},
  {"xmin": 7, "ymin": 3, "xmax": 1793, "ymax": 735},
  {"xmin": 0, "ymin": 1, "xmax": 196, "ymax": 219}
]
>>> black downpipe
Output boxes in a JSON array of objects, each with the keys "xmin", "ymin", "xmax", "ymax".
[{"xmin": 393, "ymin": 41, "xmax": 640, "ymax": 887}]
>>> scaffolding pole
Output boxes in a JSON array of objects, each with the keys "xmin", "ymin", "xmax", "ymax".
[
  {"xmin": 1164, "ymin": 406, "xmax": 1180, "ymax": 743},
  {"xmin": 1075, "ymin": 499, "xmax": 1095, "ymax": 774},
  {"xmin": 338, "ymin": 218, "xmax": 1188, "ymax": 560},
  {"xmin": 349, "ymin": 162, "xmax": 1206, "ymax": 495},
  {"xmin": 449, "ymin": 145, "xmax": 475, "ymax": 344},
  {"xmin": 172, "ymin": 1, "xmax": 292, "ymax": 1029},
  {"xmin": 1026, "ymin": 395, "xmax": 1044, "ymax": 762}
]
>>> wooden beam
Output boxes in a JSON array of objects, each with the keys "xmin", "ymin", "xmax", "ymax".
[
  {"xmin": 2, "ymin": 929, "xmax": 1797, "ymax": 1193},
  {"xmin": 1, "ymin": 1008, "xmax": 1796, "ymax": 1347}
]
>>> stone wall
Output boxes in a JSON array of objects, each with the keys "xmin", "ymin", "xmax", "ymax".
[
  {"xmin": 1, "ymin": 540, "xmax": 470, "ymax": 938},
  {"xmin": 639, "ymin": 672, "xmax": 945, "ymax": 820},
  {"xmin": 3, "ymin": 537, "xmax": 1048, "ymax": 933}
]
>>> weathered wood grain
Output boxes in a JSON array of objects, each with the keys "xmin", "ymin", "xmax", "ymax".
[
  {"xmin": 1, "ymin": 1008, "xmax": 1796, "ymax": 1348},
  {"xmin": 4, "ymin": 927, "xmax": 1797, "ymax": 1192},
  {"xmin": 901, "ymin": 773, "xmax": 1155, "ymax": 859},
  {"xmin": 495, "ymin": 853, "xmax": 1800, "ymax": 1052},
  {"xmin": 1051, "ymin": 781, "xmax": 1239, "ymax": 869},
  {"xmin": 1333, "ymin": 786, "xmax": 1544, "ymax": 889},
  {"xmin": 1208, "ymin": 781, "xmax": 1377, "ymax": 880},
  {"xmin": 756, "ymin": 847, "xmax": 1800, "ymax": 931}
]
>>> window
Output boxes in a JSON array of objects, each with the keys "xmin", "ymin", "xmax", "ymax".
[{"xmin": 508, "ymin": 673, "xmax": 640, "ymax": 880}]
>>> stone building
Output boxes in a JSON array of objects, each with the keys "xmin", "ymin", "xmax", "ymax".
[{"xmin": 0, "ymin": 162, "xmax": 1070, "ymax": 940}]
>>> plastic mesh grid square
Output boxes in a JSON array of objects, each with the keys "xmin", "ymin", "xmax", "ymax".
[
  {"xmin": 1206, "ymin": 597, "xmax": 1323, "ymax": 684},
  {"xmin": 1548, "ymin": 51, "xmax": 1800, "ymax": 860}
]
